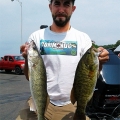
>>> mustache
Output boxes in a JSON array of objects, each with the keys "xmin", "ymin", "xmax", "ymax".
[{"xmin": 55, "ymin": 13, "xmax": 67, "ymax": 17}]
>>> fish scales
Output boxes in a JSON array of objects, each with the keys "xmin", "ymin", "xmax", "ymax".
[
  {"xmin": 71, "ymin": 46, "xmax": 99, "ymax": 120},
  {"xmin": 28, "ymin": 40, "xmax": 47, "ymax": 120}
]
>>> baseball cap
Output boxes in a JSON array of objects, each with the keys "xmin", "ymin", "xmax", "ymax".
[{"xmin": 48, "ymin": 0, "xmax": 75, "ymax": 4}]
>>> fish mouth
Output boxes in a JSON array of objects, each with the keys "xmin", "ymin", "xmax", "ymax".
[
  {"xmin": 28, "ymin": 40, "xmax": 41, "ymax": 57},
  {"xmin": 28, "ymin": 40, "xmax": 37, "ymax": 51}
]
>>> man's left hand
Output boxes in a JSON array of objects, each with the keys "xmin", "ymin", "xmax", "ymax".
[{"xmin": 97, "ymin": 47, "xmax": 109, "ymax": 70}]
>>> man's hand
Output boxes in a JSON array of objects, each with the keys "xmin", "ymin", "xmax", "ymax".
[
  {"xmin": 20, "ymin": 43, "xmax": 29, "ymax": 80},
  {"xmin": 20, "ymin": 43, "xmax": 29, "ymax": 59},
  {"xmin": 97, "ymin": 47, "xmax": 109, "ymax": 71}
]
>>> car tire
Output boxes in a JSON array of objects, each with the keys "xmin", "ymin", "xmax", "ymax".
[{"xmin": 15, "ymin": 66, "xmax": 22, "ymax": 75}]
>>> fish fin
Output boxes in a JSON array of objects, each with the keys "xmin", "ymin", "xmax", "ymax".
[
  {"xmin": 73, "ymin": 112, "xmax": 86, "ymax": 120},
  {"xmin": 73, "ymin": 112, "xmax": 77, "ymax": 120},
  {"xmin": 45, "ymin": 94, "xmax": 50, "ymax": 112},
  {"xmin": 97, "ymin": 71, "xmax": 100, "ymax": 78},
  {"xmin": 27, "ymin": 96, "xmax": 37, "ymax": 112},
  {"xmin": 70, "ymin": 87, "xmax": 76, "ymax": 104}
]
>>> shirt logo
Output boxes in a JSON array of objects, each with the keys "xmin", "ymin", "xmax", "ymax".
[{"xmin": 40, "ymin": 40, "xmax": 77, "ymax": 56}]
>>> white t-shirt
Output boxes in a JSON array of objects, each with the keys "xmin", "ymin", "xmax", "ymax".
[{"xmin": 28, "ymin": 27, "xmax": 92, "ymax": 106}]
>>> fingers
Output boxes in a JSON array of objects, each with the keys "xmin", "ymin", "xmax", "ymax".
[
  {"xmin": 22, "ymin": 51, "xmax": 27, "ymax": 59},
  {"xmin": 20, "ymin": 43, "xmax": 29, "ymax": 59},
  {"xmin": 20, "ymin": 45, "xmax": 25, "ymax": 53},
  {"xmin": 97, "ymin": 47, "xmax": 109, "ymax": 63},
  {"xmin": 98, "ymin": 55, "xmax": 109, "ymax": 63}
]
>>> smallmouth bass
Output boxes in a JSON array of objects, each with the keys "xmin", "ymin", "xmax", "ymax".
[
  {"xmin": 27, "ymin": 40, "xmax": 48, "ymax": 120},
  {"xmin": 71, "ymin": 46, "xmax": 99, "ymax": 120}
]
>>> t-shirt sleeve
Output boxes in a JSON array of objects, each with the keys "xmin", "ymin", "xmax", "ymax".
[
  {"xmin": 27, "ymin": 30, "xmax": 41, "ymax": 51},
  {"xmin": 81, "ymin": 33, "xmax": 92, "ymax": 56},
  {"xmin": 28, "ymin": 32, "xmax": 37, "ymax": 43}
]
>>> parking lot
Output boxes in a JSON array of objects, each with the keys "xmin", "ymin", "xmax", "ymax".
[{"xmin": 0, "ymin": 71, "xmax": 31, "ymax": 120}]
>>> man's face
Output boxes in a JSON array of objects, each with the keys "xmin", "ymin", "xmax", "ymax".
[{"xmin": 49, "ymin": 0, "xmax": 76, "ymax": 27}]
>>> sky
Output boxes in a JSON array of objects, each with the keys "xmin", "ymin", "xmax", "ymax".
[{"xmin": 0, "ymin": 0, "xmax": 120, "ymax": 57}]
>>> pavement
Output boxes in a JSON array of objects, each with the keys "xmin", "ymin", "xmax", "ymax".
[{"xmin": 0, "ymin": 71, "xmax": 31, "ymax": 120}]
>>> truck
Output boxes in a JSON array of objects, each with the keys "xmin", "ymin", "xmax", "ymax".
[{"xmin": 0, "ymin": 55, "xmax": 25, "ymax": 75}]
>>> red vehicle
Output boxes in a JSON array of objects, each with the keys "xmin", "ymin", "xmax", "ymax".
[{"xmin": 0, "ymin": 55, "xmax": 25, "ymax": 75}]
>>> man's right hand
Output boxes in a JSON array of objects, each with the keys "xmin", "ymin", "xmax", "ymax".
[
  {"xmin": 20, "ymin": 43, "xmax": 29, "ymax": 59},
  {"xmin": 20, "ymin": 43, "xmax": 29, "ymax": 80}
]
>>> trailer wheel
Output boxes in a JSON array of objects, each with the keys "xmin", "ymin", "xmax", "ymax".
[{"xmin": 15, "ymin": 66, "xmax": 22, "ymax": 75}]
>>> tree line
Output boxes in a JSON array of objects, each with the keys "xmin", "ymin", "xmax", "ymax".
[{"xmin": 93, "ymin": 40, "xmax": 120, "ymax": 49}]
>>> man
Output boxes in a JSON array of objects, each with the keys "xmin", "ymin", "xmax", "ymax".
[{"xmin": 19, "ymin": 0, "xmax": 109, "ymax": 120}]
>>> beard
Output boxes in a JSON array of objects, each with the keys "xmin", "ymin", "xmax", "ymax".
[{"xmin": 52, "ymin": 14, "xmax": 71, "ymax": 27}]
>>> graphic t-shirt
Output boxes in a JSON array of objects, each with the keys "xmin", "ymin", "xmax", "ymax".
[{"xmin": 28, "ymin": 27, "xmax": 92, "ymax": 106}]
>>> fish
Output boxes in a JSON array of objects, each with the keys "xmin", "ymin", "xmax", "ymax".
[
  {"xmin": 71, "ymin": 46, "xmax": 99, "ymax": 120},
  {"xmin": 27, "ymin": 40, "xmax": 48, "ymax": 120}
]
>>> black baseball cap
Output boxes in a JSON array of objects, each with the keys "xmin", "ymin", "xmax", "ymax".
[{"xmin": 49, "ymin": 0, "xmax": 75, "ymax": 4}]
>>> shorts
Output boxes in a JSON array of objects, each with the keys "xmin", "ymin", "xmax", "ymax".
[{"xmin": 16, "ymin": 97, "xmax": 90, "ymax": 120}]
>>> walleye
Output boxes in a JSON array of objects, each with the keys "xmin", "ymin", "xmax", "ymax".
[
  {"xmin": 27, "ymin": 40, "xmax": 47, "ymax": 120},
  {"xmin": 71, "ymin": 46, "xmax": 99, "ymax": 120}
]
